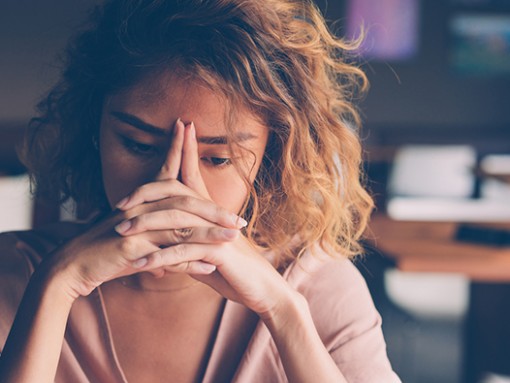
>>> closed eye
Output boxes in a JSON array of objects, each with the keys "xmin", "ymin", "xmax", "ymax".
[
  {"xmin": 121, "ymin": 136, "xmax": 159, "ymax": 157},
  {"xmin": 201, "ymin": 157, "xmax": 232, "ymax": 168}
]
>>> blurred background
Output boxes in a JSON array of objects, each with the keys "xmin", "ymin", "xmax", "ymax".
[{"xmin": 1, "ymin": 1, "xmax": 510, "ymax": 382}]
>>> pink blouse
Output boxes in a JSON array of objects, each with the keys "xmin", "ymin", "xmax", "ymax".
[{"xmin": 0, "ymin": 225, "xmax": 400, "ymax": 382}]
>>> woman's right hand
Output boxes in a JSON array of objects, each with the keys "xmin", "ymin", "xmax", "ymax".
[{"xmin": 42, "ymin": 119, "xmax": 243, "ymax": 300}]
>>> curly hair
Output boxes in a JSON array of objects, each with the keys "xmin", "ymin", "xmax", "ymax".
[{"xmin": 20, "ymin": 0, "xmax": 373, "ymax": 265}]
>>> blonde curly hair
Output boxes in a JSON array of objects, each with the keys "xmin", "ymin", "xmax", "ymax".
[{"xmin": 20, "ymin": 0, "xmax": 373, "ymax": 266}]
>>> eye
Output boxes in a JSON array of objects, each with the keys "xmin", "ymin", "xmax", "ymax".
[
  {"xmin": 201, "ymin": 156, "xmax": 232, "ymax": 168},
  {"xmin": 121, "ymin": 137, "xmax": 159, "ymax": 157}
]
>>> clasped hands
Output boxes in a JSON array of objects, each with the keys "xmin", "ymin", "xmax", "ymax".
[{"xmin": 51, "ymin": 119, "xmax": 295, "ymax": 319}]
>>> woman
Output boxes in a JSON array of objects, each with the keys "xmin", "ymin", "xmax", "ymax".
[{"xmin": 0, "ymin": 0, "xmax": 400, "ymax": 382}]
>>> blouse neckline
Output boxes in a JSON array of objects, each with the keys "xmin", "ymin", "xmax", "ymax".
[{"xmin": 94, "ymin": 285, "xmax": 258, "ymax": 383}]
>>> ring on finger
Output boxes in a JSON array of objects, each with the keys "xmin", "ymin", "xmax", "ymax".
[{"xmin": 174, "ymin": 227, "xmax": 193, "ymax": 239}]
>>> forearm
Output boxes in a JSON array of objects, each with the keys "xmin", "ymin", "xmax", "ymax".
[
  {"xmin": 0, "ymin": 263, "xmax": 75, "ymax": 383},
  {"xmin": 262, "ymin": 290, "xmax": 347, "ymax": 383}
]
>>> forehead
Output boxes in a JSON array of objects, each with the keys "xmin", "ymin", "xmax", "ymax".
[{"xmin": 106, "ymin": 70, "xmax": 266, "ymax": 137}]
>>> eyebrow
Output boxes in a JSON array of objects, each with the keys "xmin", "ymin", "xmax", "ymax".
[
  {"xmin": 110, "ymin": 111, "xmax": 258, "ymax": 144},
  {"xmin": 197, "ymin": 132, "xmax": 257, "ymax": 145},
  {"xmin": 111, "ymin": 111, "xmax": 169, "ymax": 137}
]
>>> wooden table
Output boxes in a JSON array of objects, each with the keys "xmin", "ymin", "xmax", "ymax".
[
  {"xmin": 367, "ymin": 214, "xmax": 510, "ymax": 282},
  {"xmin": 367, "ymin": 214, "xmax": 510, "ymax": 381}
]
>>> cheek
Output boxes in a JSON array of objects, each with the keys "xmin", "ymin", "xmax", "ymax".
[
  {"xmin": 200, "ymin": 148, "xmax": 264, "ymax": 214},
  {"xmin": 203, "ymin": 148, "xmax": 265, "ymax": 214},
  {"xmin": 102, "ymin": 165, "xmax": 142, "ymax": 208},
  {"xmin": 100, "ymin": 137, "xmax": 156, "ymax": 208},
  {"xmin": 201, "ymin": 169, "xmax": 249, "ymax": 214}
]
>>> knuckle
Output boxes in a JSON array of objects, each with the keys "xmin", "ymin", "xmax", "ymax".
[
  {"xmin": 182, "ymin": 261, "xmax": 193, "ymax": 273},
  {"xmin": 180, "ymin": 195, "xmax": 196, "ymax": 210},
  {"xmin": 172, "ymin": 244, "xmax": 188, "ymax": 262},
  {"xmin": 209, "ymin": 227, "xmax": 223, "ymax": 241},
  {"xmin": 215, "ymin": 205, "xmax": 228, "ymax": 220},
  {"xmin": 150, "ymin": 250, "xmax": 164, "ymax": 267},
  {"xmin": 126, "ymin": 203, "xmax": 144, "ymax": 219},
  {"xmin": 172, "ymin": 262, "xmax": 192, "ymax": 273},
  {"xmin": 129, "ymin": 216, "xmax": 144, "ymax": 232},
  {"xmin": 118, "ymin": 236, "xmax": 138, "ymax": 255},
  {"xmin": 139, "ymin": 213, "xmax": 151, "ymax": 228}
]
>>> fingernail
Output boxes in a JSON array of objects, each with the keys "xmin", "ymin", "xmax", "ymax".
[
  {"xmin": 133, "ymin": 257, "xmax": 148, "ymax": 268},
  {"xmin": 232, "ymin": 214, "xmax": 248, "ymax": 228},
  {"xmin": 115, "ymin": 220, "xmax": 132, "ymax": 234},
  {"xmin": 190, "ymin": 121, "xmax": 196, "ymax": 139},
  {"xmin": 116, "ymin": 197, "xmax": 129, "ymax": 209},
  {"xmin": 175, "ymin": 118, "xmax": 184, "ymax": 134},
  {"xmin": 222, "ymin": 228, "xmax": 239, "ymax": 240},
  {"xmin": 199, "ymin": 263, "xmax": 216, "ymax": 274}
]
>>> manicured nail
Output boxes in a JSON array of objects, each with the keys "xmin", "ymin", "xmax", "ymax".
[
  {"xmin": 116, "ymin": 197, "xmax": 129, "ymax": 209},
  {"xmin": 232, "ymin": 214, "xmax": 248, "ymax": 228},
  {"xmin": 175, "ymin": 118, "xmax": 184, "ymax": 134},
  {"xmin": 199, "ymin": 263, "xmax": 216, "ymax": 274},
  {"xmin": 133, "ymin": 257, "xmax": 148, "ymax": 268},
  {"xmin": 115, "ymin": 220, "xmax": 132, "ymax": 234},
  {"xmin": 190, "ymin": 121, "xmax": 196, "ymax": 139},
  {"xmin": 222, "ymin": 228, "xmax": 239, "ymax": 240}
]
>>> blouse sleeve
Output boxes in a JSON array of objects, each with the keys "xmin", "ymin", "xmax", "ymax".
[{"xmin": 291, "ymin": 253, "xmax": 401, "ymax": 383}]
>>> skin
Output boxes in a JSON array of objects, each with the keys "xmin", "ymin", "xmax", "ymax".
[
  {"xmin": 99, "ymin": 73, "xmax": 269, "ymax": 288},
  {"xmin": 0, "ymin": 72, "xmax": 347, "ymax": 383}
]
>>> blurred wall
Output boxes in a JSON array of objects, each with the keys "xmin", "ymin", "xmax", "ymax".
[
  {"xmin": 317, "ymin": 0, "xmax": 510, "ymax": 146},
  {"xmin": 1, "ymin": 0, "xmax": 510, "ymax": 145},
  {"xmin": 0, "ymin": 0, "xmax": 97, "ymax": 123}
]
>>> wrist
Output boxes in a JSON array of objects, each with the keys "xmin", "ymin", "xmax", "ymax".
[
  {"xmin": 33, "ymin": 255, "xmax": 82, "ymax": 307},
  {"xmin": 260, "ymin": 286, "xmax": 311, "ymax": 332}
]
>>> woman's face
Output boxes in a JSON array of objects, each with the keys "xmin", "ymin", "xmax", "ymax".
[{"xmin": 99, "ymin": 72, "xmax": 269, "ymax": 214}]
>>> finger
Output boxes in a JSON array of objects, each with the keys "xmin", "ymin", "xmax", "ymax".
[
  {"xmin": 138, "ymin": 243, "xmax": 222, "ymax": 271},
  {"xmin": 131, "ymin": 257, "xmax": 216, "ymax": 275},
  {"xmin": 192, "ymin": 271, "xmax": 235, "ymax": 298},
  {"xmin": 116, "ymin": 197, "xmax": 247, "ymax": 232},
  {"xmin": 156, "ymin": 118, "xmax": 185, "ymax": 181},
  {"xmin": 147, "ymin": 226, "xmax": 240, "ymax": 246},
  {"xmin": 181, "ymin": 122, "xmax": 211, "ymax": 199},
  {"xmin": 115, "ymin": 209, "xmax": 214, "ymax": 235},
  {"xmin": 116, "ymin": 179, "xmax": 201, "ymax": 210},
  {"xmin": 163, "ymin": 261, "xmax": 217, "ymax": 275}
]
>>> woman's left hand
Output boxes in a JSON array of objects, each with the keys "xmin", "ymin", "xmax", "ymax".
[{"xmin": 116, "ymin": 121, "xmax": 296, "ymax": 318}]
